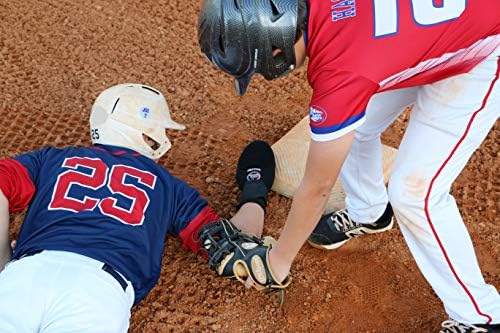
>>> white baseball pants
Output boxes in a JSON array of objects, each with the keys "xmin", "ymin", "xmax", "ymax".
[
  {"xmin": 0, "ymin": 250, "xmax": 134, "ymax": 332},
  {"xmin": 340, "ymin": 49, "xmax": 500, "ymax": 325}
]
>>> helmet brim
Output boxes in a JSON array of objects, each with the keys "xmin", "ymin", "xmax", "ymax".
[
  {"xmin": 234, "ymin": 74, "xmax": 253, "ymax": 96},
  {"xmin": 164, "ymin": 119, "xmax": 186, "ymax": 131}
]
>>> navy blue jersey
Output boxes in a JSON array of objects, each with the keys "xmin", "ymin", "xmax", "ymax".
[{"xmin": 9, "ymin": 144, "xmax": 208, "ymax": 304}]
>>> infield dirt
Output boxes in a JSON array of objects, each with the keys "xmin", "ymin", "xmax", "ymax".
[{"xmin": 1, "ymin": 1, "xmax": 498, "ymax": 332}]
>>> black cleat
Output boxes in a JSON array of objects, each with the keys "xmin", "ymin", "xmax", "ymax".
[
  {"xmin": 439, "ymin": 319, "xmax": 500, "ymax": 333},
  {"xmin": 308, "ymin": 203, "xmax": 394, "ymax": 250}
]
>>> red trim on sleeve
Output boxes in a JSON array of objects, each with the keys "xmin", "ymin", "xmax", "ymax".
[
  {"xmin": 0, "ymin": 159, "xmax": 36, "ymax": 213},
  {"xmin": 178, "ymin": 206, "xmax": 219, "ymax": 257}
]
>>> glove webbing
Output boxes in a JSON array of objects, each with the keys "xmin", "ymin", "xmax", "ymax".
[{"xmin": 199, "ymin": 219, "xmax": 264, "ymax": 272}]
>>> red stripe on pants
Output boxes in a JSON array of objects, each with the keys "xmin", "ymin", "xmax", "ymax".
[{"xmin": 423, "ymin": 57, "xmax": 500, "ymax": 324}]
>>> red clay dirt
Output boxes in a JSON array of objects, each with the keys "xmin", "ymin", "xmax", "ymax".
[{"xmin": 0, "ymin": 1, "xmax": 498, "ymax": 332}]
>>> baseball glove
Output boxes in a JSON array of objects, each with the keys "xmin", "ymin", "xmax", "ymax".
[{"xmin": 198, "ymin": 219, "xmax": 291, "ymax": 303}]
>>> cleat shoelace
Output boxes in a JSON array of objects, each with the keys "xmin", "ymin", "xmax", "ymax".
[
  {"xmin": 440, "ymin": 319, "xmax": 488, "ymax": 333},
  {"xmin": 329, "ymin": 209, "xmax": 361, "ymax": 232}
]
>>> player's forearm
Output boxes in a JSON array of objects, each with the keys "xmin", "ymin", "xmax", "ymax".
[
  {"xmin": 273, "ymin": 180, "xmax": 332, "ymax": 262},
  {"xmin": 271, "ymin": 132, "xmax": 355, "ymax": 277},
  {"xmin": 0, "ymin": 190, "xmax": 11, "ymax": 271}
]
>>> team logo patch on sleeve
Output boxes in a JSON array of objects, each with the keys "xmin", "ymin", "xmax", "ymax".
[{"xmin": 309, "ymin": 105, "xmax": 327, "ymax": 125}]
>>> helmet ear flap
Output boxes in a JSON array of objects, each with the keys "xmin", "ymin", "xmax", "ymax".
[
  {"xmin": 198, "ymin": 0, "xmax": 298, "ymax": 95},
  {"xmin": 89, "ymin": 104, "xmax": 110, "ymax": 126}
]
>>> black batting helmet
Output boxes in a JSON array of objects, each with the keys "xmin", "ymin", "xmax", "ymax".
[{"xmin": 198, "ymin": 0, "xmax": 299, "ymax": 96}]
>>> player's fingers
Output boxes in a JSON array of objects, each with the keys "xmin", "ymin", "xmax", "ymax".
[{"xmin": 245, "ymin": 276, "xmax": 254, "ymax": 289}]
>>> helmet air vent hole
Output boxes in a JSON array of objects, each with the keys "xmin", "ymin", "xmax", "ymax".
[
  {"xmin": 272, "ymin": 46, "xmax": 286, "ymax": 67},
  {"xmin": 233, "ymin": 0, "xmax": 239, "ymax": 9},
  {"xmin": 141, "ymin": 86, "xmax": 160, "ymax": 95},
  {"xmin": 143, "ymin": 134, "xmax": 160, "ymax": 150},
  {"xmin": 111, "ymin": 98, "xmax": 120, "ymax": 114},
  {"xmin": 269, "ymin": 1, "xmax": 283, "ymax": 21}
]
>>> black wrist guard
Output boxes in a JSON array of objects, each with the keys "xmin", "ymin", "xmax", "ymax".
[{"xmin": 237, "ymin": 180, "xmax": 269, "ymax": 211}]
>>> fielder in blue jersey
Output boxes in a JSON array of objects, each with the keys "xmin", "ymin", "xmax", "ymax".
[{"xmin": 0, "ymin": 84, "xmax": 274, "ymax": 333}]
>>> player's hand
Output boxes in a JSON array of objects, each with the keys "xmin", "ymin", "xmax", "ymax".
[
  {"xmin": 199, "ymin": 219, "xmax": 292, "ymax": 304},
  {"xmin": 244, "ymin": 247, "xmax": 291, "ymax": 289}
]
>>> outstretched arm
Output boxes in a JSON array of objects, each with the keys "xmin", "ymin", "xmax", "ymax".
[
  {"xmin": 179, "ymin": 140, "xmax": 274, "ymax": 254},
  {"xmin": 0, "ymin": 190, "xmax": 11, "ymax": 271},
  {"xmin": 0, "ymin": 158, "xmax": 37, "ymax": 272},
  {"xmin": 270, "ymin": 131, "xmax": 355, "ymax": 281}
]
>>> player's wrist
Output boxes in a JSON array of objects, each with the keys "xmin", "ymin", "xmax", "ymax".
[
  {"xmin": 237, "ymin": 180, "xmax": 269, "ymax": 211},
  {"xmin": 268, "ymin": 246, "xmax": 292, "ymax": 284},
  {"xmin": 237, "ymin": 201, "xmax": 265, "ymax": 215}
]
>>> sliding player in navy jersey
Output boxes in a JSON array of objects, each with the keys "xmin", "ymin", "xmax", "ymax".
[{"xmin": 0, "ymin": 83, "xmax": 274, "ymax": 333}]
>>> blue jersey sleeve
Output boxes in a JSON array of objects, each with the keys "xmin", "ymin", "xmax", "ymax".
[
  {"xmin": 169, "ymin": 177, "xmax": 210, "ymax": 236},
  {"xmin": 14, "ymin": 147, "xmax": 53, "ymax": 185}
]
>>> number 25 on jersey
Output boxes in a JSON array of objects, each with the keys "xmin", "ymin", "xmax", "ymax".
[
  {"xmin": 49, "ymin": 157, "xmax": 157, "ymax": 226},
  {"xmin": 373, "ymin": 0, "xmax": 466, "ymax": 37}
]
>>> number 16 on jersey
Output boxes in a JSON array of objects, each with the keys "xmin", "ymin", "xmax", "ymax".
[{"xmin": 373, "ymin": 0, "xmax": 467, "ymax": 37}]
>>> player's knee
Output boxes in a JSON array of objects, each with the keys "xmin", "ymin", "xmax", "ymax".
[
  {"xmin": 353, "ymin": 129, "xmax": 380, "ymax": 142},
  {"xmin": 387, "ymin": 173, "xmax": 427, "ymax": 222}
]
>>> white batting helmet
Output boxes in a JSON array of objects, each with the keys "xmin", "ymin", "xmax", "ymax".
[{"xmin": 90, "ymin": 83, "xmax": 185, "ymax": 159}]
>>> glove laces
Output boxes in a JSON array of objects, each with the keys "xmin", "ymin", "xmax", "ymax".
[{"xmin": 440, "ymin": 319, "xmax": 488, "ymax": 333}]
